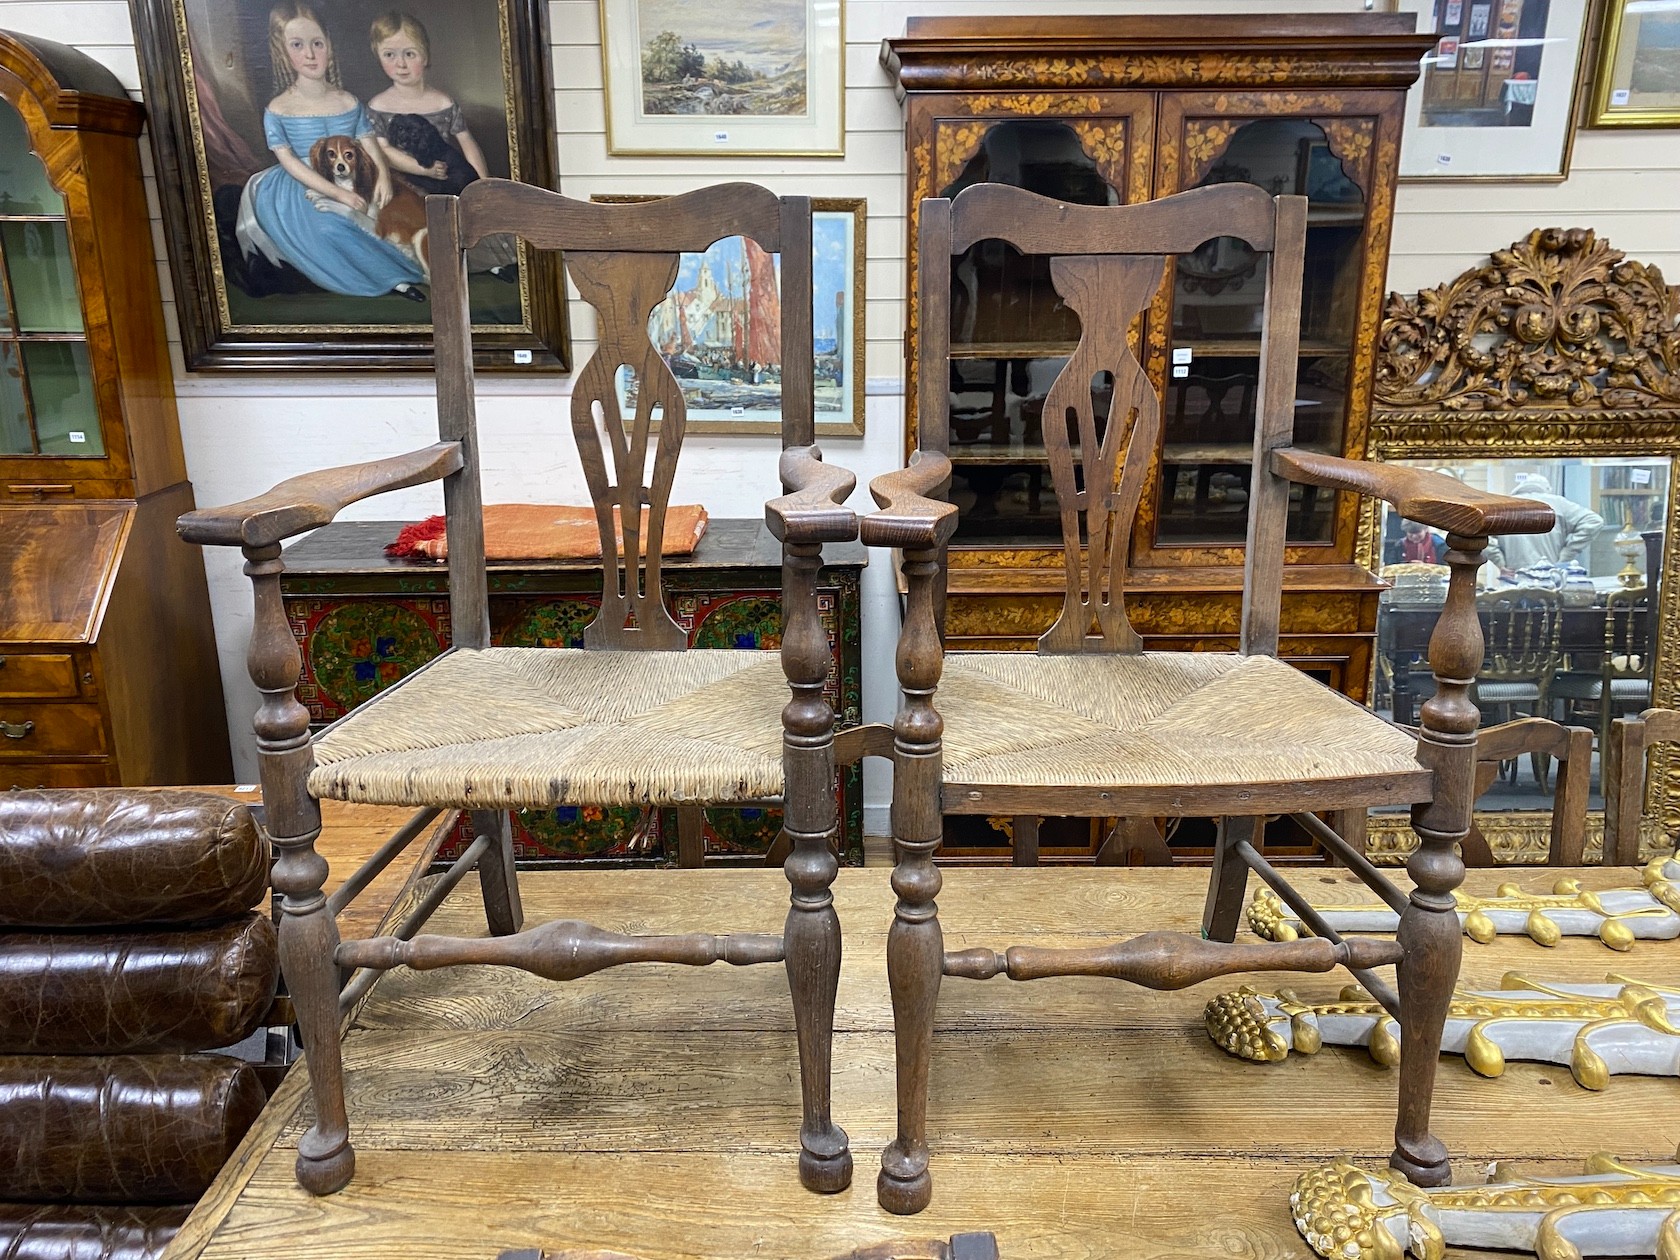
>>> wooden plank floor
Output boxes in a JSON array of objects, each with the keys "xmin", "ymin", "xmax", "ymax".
[{"xmin": 170, "ymin": 863, "xmax": 1680, "ymax": 1260}]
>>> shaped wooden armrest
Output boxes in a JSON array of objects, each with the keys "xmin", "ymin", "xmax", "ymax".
[
  {"xmin": 765, "ymin": 444, "xmax": 859, "ymax": 545},
  {"xmin": 178, "ymin": 442, "xmax": 464, "ymax": 549},
  {"xmin": 1272, "ymin": 448, "xmax": 1555, "ymax": 537},
  {"xmin": 861, "ymin": 451, "xmax": 959, "ymax": 551}
]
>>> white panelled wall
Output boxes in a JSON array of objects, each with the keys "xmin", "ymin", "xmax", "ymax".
[{"xmin": 2, "ymin": 0, "xmax": 1677, "ymax": 827}]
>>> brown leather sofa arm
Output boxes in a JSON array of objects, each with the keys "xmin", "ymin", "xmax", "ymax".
[
  {"xmin": 765, "ymin": 444, "xmax": 859, "ymax": 545},
  {"xmin": 1272, "ymin": 448, "xmax": 1555, "ymax": 537},
  {"xmin": 177, "ymin": 441, "xmax": 464, "ymax": 549},
  {"xmin": 861, "ymin": 451, "xmax": 959, "ymax": 551}
]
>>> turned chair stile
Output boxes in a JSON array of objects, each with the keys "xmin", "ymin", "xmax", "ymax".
[
  {"xmin": 858, "ymin": 182, "xmax": 1557, "ymax": 1214},
  {"xmin": 178, "ymin": 182, "xmax": 856, "ymax": 1198}
]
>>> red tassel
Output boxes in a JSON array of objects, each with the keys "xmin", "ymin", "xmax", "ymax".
[{"xmin": 385, "ymin": 515, "xmax": 448, "ymax": 557}]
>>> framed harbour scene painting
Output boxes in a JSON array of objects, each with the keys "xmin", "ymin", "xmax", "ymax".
[
  {"xmin": 599, "ymin": 0, "xmax": 844, "ymax": 156},
  {"xmin": 131, "ymin": 0, "xmax": 568, "ymax": 369},
  {"xmin": 593, "ymin": 195, "xmax": 864, "ymax": 436}
]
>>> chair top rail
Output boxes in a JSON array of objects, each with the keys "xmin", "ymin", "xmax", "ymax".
[
  {"xmin": 455, "ymin": 179, "xmax": 785, "ymax": 255},
  {"xmin": 945, "ymin": 182, "xmax": 1281, "ymax": 257}
]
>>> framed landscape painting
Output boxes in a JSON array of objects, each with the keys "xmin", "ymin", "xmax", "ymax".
[
  {"xmin": 599, "ymin": 0, "xmax": 844, "ymax": 156},
  {"xmin": 131, "ymin": 0, "xmax": 568, "ymax": 370},
  {"xmin": 1589, "ymin": 0, "xmax": 1680, "ymax": 126},
  {"xmin": 1397, "ymin": 0, "xmax": 1590, "ymax": 180},
  {"xmin": 591, "ymin": 195, "xmax": 864, "ymax": 436}
]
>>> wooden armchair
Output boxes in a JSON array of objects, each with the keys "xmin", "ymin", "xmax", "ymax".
[
  {"xmin": 178, "ymin": 183, "xmax": 856, "ymax": 1198},
  {"xmin": 861, "ymin": 183, "xmax": 1556, "ymax": 1214}
]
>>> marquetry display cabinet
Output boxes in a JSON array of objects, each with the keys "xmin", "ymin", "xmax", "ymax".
[
  {"xmin": 277, "ymin": 520, "xmax": 866, "ymax": 865},
  {"xmin": 0, "ymin": 31, "xmax": 230, "ymax": 789},
  {"xmin": 882, "ymin": 14, "xmax": 1435, "ymax": 861}
]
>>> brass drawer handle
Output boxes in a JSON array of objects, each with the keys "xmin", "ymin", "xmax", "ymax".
[{"xmin": 1, "ymin": 720, "xmax": 34, "ymax": 739}]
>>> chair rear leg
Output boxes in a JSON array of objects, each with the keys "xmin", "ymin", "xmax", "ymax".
[
  {"xmin": 1202, "ymin": 816, "xmax": 1257, "ymax": 942},
  {"xmin": 471, "ymin": 808, "xmax": 523, "ymax": 936}
]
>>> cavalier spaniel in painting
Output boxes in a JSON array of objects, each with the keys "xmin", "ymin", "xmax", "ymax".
[{"xmin": 308, "ymin": 135, "xmax": 430, "ymax": 279}]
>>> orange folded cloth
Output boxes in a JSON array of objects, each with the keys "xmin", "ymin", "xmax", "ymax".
[{"xmin": 386, "ymin": 503, "xmax": 709, "ymax": 561}]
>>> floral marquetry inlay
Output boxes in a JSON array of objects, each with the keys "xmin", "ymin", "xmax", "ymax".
[{"xmin": 1374, "ymin": 228, "xmax": 1680, "ymax": 415}]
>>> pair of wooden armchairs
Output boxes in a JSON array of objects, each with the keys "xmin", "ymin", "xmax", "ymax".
[{"xmin": 179, "ymin": 179, "xmax": 1554, "ymax": 1216}]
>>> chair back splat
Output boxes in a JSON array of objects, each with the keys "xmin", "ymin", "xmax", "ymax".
[
  {"xmin": 433, "ymin": 181, "xmax": 816, "ymax": 650},
  {"xmin": 921, "ymin": 182, "xmax": 1305, "ymax": 656}
]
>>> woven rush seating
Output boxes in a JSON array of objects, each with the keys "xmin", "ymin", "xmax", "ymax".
[
  {"xmin": 934, "ymin": 652, "xmax": 1427, "ymax": 798},
  {"xmin": 311, "ymin": 648, "xmax": 790, "ymax": 808}
]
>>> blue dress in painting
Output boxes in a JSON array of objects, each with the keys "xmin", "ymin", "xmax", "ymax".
[{"xmin": 238, "ymin": 105, "xmax": 423, "ymax": 298}]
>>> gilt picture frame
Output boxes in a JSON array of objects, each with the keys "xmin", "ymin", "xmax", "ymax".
[
  {"xmin": 1397, "ymin": 0, "xmax": 1591, "ymax": 181},
  {"xmin": 598, "ymin": 0, "xmax": 845, "ymax": 157},
  {"xmin": 130, "ymin": 0, "xmax": 568, "ymax": 370},
  {"xmin": 590, "ymin": 194, "xmax": 865, "ymax": 436},
  {"xmin": 1588, "ymin": 0, "xmax": 1680, "ymax": 127}
]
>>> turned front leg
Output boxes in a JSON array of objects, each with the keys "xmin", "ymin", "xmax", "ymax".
[
  {"xmin": 780, "ymin": 539, "xmax": 851, "ymax": 1192},
  {"xmin": 246, "ymin": 543, "xmax": 353, "ymax": 1196},
  {"xmin": 1392, "ymin": 532, "xmax": 1483, "ymax": 1188},
  {"xmin": 879, "ymin": 547, "xmax": 945, "ymax": 1216}
]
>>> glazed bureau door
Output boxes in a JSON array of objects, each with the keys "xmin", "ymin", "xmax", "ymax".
[
  {"xmin": 905, "ymin": 92, "xmax": 1155, "ymax": 565},
  {"xmin": 1135, "ymin": 89, "xmax": 1405, "ymax": 572}
]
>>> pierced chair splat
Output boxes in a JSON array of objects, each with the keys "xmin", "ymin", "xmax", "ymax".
[
  {"xmin": 178, "ymin": 181, "xmax": 857, "ymax": 1199},
  {"xmin": 858, "ymin": 182, "xmax": 1556, "ymax": 1215}
]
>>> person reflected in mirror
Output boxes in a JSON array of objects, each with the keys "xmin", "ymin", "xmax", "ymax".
[
  {"xmin": 1488, "ymin": 472, "xmax": 1604, "ymax": 576},
  {"xmin": 1400, "ymin": 518, "xmax": 1445, "ymax": 564}
]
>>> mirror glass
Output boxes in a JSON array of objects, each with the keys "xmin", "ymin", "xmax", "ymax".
[{"xmin": 1372, "ymin": 455, "xmax": 1667, "ymax": 820}]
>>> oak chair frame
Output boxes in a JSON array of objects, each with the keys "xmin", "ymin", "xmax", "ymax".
[
  {"xmin": 1608, "ymin": 707, "xmax": 1680, "ymax": 865},
  {"xmin": 859, "ymin": 183, "xmax": 1556, "ymax": 1214},
  {"xmin": 178, "ymin": 182, "xmax": 857, "ymax": 1198}
]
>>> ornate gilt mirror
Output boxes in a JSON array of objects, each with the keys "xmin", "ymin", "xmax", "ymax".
[{"xmin": 1360, "ymin": 227, "xmax": 1680, "ymax": 863}]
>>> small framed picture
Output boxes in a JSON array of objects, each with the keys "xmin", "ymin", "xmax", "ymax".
[
  {"xmin": 599, "ymin": 0, "xmax": 845, "ymax": 156},
  {"xmin": 1398, "ymin": 0, "xmax": 1590, "ymax": 181},
  {"xmin": 1589, "ymin": 0, "xmax": 1680, "ymax": 126},
  {"xmin": 590, "ymin": 195, "xmax": 865, "ymax": 436}
]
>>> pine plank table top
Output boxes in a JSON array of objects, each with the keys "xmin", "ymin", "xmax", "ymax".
[{"xmin": 167, "ymin": 861, "xmax": 1674, "ymax": 1260}]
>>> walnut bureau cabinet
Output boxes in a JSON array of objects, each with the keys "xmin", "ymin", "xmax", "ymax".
[
  {"xmin": 882, "ymin": 14, "xmax": 1434, "ymax": 861},
  {"xmin": 0, "ymin": 32, "xmax": 230, "ymax": 790},
  {"xmin": 276, "ymin": 519, "xmax": 865, "ymax": 864}
]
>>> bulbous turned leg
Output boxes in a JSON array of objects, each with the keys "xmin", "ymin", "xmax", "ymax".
[
  {"xmin": 244, "ymin": 543, "xmax": 353, "ymax": 1195},
  {"xmin": 877, "ymin": 829, "xmax": 942, "ymax": 1215},
  {"xmin": 470, "ymin": 808, "xmax": 523, "ymax": 936},
  {"xmin": 1392, "ymin": 533, "xmax": 1484, "ymax": 1188},
  {"xmin": 878, "ymin": 545, "xmax": 946, "ymax": 1216},
  {"xmin": 780, "ymin": 539, "xmax": 851, "ymax": 1192}
]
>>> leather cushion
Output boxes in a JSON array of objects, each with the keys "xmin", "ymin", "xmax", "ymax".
[
  {"xmin": 0, "ymin": 791, "xmax": 266, "ymax": 928},
  {"xmin": 0, "ymin": 1203, "xmax": 189, "ymax": 1260},
  {"xmin": 0, "ymin": 1056, "xmax": 265, "ymax": 1203},
  {"xmin": 0, "ymin": 915, "xmax": 278, "ymax": 1054}
]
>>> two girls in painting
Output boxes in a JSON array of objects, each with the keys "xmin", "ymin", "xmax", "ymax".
[{"xmin": 236, "ymin": 4, "xmax": 492, "ymax": 301}]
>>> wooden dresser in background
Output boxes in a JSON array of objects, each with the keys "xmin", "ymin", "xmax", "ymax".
[{"xmin": 0, "ymin": 31, "xmax": 230, "ymax": 789}]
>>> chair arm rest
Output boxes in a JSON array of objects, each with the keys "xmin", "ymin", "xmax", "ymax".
[
  {"xmin": 1271, "ymin": 449, "xmax": 1555, "ymax": 537},
  {"xmin": 861, "ymin": 451, "xmax": 958, "ymax": 550},
  {"xmin": 178, "ymin": 442, "xmax": 464, "ymax": 548},
  {"xmin": 765, "ymin": 444, "xmax": 859, "ymax": 545}
]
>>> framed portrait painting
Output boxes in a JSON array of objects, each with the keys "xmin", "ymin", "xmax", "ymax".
[
  {"xmin": 1589, "ymin": 0, "xmax": 1680, "ymax": 126},
  {"xmin": 599, "ymin": 0, "xmax": 844, "ymax": 156},
  {"xmin": 591, "ymin": 195, "xmax": 864, "ymax": 436},
  {"xmin": 1397, "ymin": 0, "xmax": 1591, "ymax": 180},
  {"xmin": 130, "ymin": 0, "xmax": 568, "ymax": 370}
]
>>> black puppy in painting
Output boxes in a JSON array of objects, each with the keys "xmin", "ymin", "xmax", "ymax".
[{"xmin": 384, "ymin": 113, "xmax": 479, "ymax": 196}]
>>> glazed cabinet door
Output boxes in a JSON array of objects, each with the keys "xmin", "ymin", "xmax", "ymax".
[
  {"xmin": 1134, "ymin": 90, "xmax": 1405, "ymax": 571},
  {"xmin": 904, "ymin": 93, "xmax": 1155, "ymax": 561}
]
